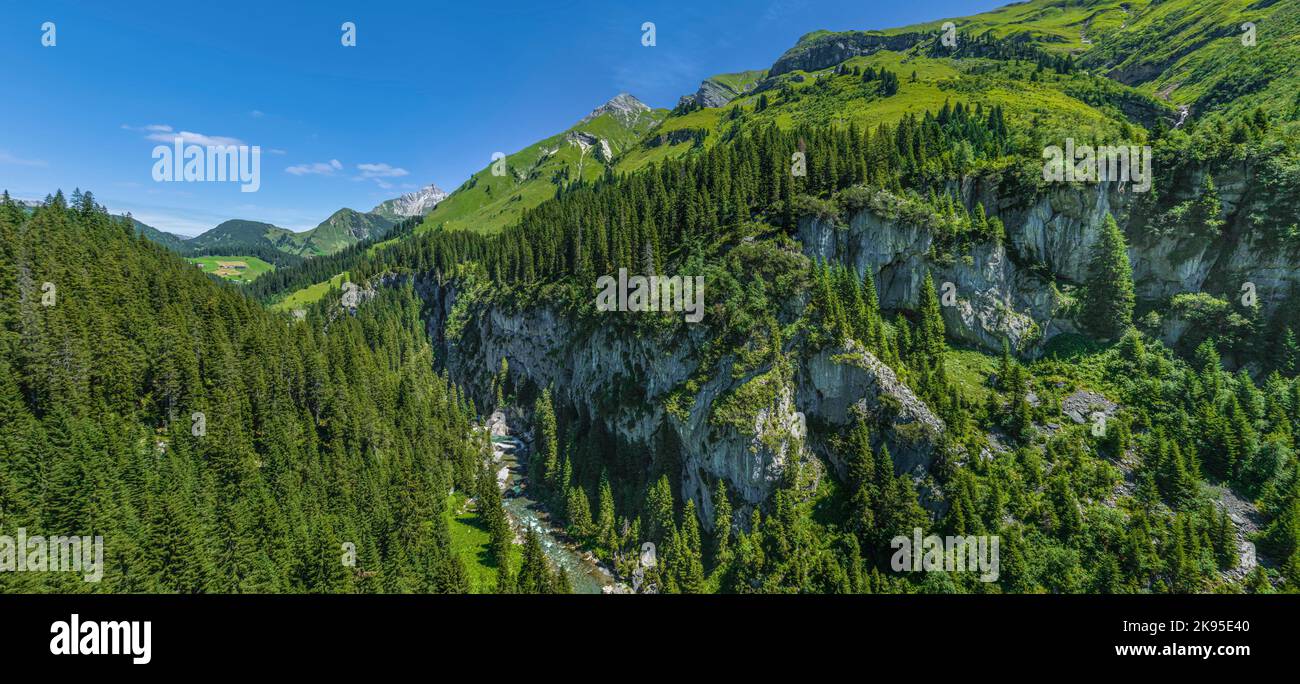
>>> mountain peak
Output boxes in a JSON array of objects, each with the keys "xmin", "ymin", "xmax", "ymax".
[
  {"xmin": 370, "ymin": 183, "xmax": 449, "ymax": 220},
  {"xmin": 579, "ymin": 93, "xmax": 651, "ymax": 127}
]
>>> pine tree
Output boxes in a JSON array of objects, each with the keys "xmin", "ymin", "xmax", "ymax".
[
  {"xmin": 1262, "ymin": 478, "xmax": 1300, "ymax": 564},
  {"xmin": 644, "ymin": 475, "xmax": 675, "ymax": 548},
  {"xmin": 1278, "ymin": 327, "xmax": 1298, "ymax": 376},
  {"xmin": 566, "ymin": 484, "xmax": 593, "ymax": 540},
  {"xmin": 515, "ymin": 528, "xmax": 554, "ymax": 593},
  {"xmin": 712, "ymin": 478, "xmax": 733, "ymax": 560},
  {"xmin": 677, "ymin": 499, "xmax": 706, "ymax": 593},
  {"xmin": 1190, "ymin": 174, "xmax": 1225, "ymax": 237},
  {"xmin": 917, "ymin": 271, "xmax": 946, "ymax": 364},
  {"xmin": 845, "ymin": 415, "xmax": 877, "ymax": 544},
  {"xmin": 1081, "ymin": 215, "xmax": 1135, "ymax": 340},
  {"xmin": 597, "ymin": 471, "xmax": 617, "ymax": 557},
  {"xmin": 477, "ymin": 463, "xmax": 512, "ymax": 569},
  {"xmin": 495, "ymin": 357, "xmax": 509, "ymax": 407},
  {"xmin": 534, "ymin": 388, "xmax": 559, "ymax": 490}
]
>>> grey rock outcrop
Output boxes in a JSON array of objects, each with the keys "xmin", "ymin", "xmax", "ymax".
[
  {"xmin": 370, "ymin": 183, "xmax": 448, "ymax": 221},
  {"xmin": 579, "ymin": 93, "xmax": 653, "ymax": 128},
  {"xmin": 678, "ymin": 73, "xmax": 766, "ymax": 109},
  {"xmin": 414, "ymin": 278, "xmax": 946, "ymax": 530},
  {"xmin": 799, "ymin": 172, "xmax": 1300, "ymax": 356},
  {"xmin": 799, "ymin": 341, "xmax": 944, "ymax": 478},
  {"xmin": 769, "ymin": 31, "xmax": 923, "ymax": 77},
  {"xmin": 799, "ymin": 208, "xmax": 1063, "ymax": 353}
]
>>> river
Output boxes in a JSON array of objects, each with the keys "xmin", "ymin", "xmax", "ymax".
[{"xmin": 491, "ymin": 434, "xmax": 614, "ymax": 594}]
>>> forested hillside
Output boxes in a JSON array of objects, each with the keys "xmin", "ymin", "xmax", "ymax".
[
  {"xmin": 296, "ymin": 90, "xmax": 1299, "ymax": 593},
  {"xmin": 8, "ymin": 0, "xmax": 1300, "ymax": 596},
  {"xmin": 242, "ymin": 0, "xmax": 1300, "ymax": 594},
  {"xmin": 0, "ymin": 190, "xmax": 572, "ymax": 592}
]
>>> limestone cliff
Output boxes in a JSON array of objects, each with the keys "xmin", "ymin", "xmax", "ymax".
[
  {"xmin": 802, "ymin": 175, "xmax": 1300, "ymax": 356},
  {"xmin": 411, "ymin": 278, "xmax": 946, "ymax": 529},
  {"xmin": 365, "ymin": 169, "xmax": 1297, "ymax": 529}
]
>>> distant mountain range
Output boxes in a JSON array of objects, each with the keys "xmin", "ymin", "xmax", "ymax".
[
  {"xmin": 125, "ymin": 215, "xmax": 188, "ymax": 252},
  {"xmin": 111, "ymin": 183, "xmax": 448, "ymax": 260}
]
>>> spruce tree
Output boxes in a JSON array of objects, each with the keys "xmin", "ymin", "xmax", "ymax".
[
  {"xmin": 712, "ymin": 478, "xmax": 733, "ymax": 560},
  {"xmin": 917, "ymin": 271, "xmax": 946, "ymax": 363},
  {"xmin": 597, "ymin": 471, "xmax": 617, "ymax": 557},
  {"xmin": 677, "ymin": 499, "xmax": 706, "ymax": 593},
  {"xmin": 534, "ymin": 388, "xmax": 559, "ymax": 490},
  {"xmin": 1081, "ymin": 215, "xmax": 1135, "ymax": 341},
  {"xmin": 644, "ymin": 475, "xmax": 675, "ymax": 548}
]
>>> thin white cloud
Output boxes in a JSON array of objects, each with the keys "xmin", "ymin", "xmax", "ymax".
[
  {"xmin": 149, "ymin": 130, "xmax": 244, "ymax": 147},
  {"xmin": 120, "ymin": 124, "xmax": 172, "ymax": 133},
  {"xmin": 0, "ymin": 151, "xmax": 48, "ymax": 167},
  {"xmin": 250, "ymin": 110, "xmax": 265, "ymax": 118},
  {"xmin": 356, "ymin": 162, "xmax": 409, "ymax": 178},
  {"xmin": 285, "ymin": 159, "xmax": 343, "ymax": 176},
  {"xmin": 123, "ymin": 124, "xmax": 245, "ymax": 147}
]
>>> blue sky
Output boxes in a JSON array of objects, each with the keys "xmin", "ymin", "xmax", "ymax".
[{"xmin": 0, "ymin": 0, "xmax": 1004, "ymax": 236}]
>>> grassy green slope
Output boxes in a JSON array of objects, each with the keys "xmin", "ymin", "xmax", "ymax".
[
  {"xmin": 708, "ymin": 69, "xmax": 768, "ymax": 93},
  {"xmin": 188, "ymin": 219, "xmax": 308, "ymax": 254},
  {"xmin": 615, "ymin": 50, "xmax": 1163, "ymax": 177},
  {"xmin": 269, "ymin": 271, "xmax": 349, "ymax": 312},
  {"xmin": 186, "ymin": 254, "xmax": 276, "ymax": 283},
  {"xmin": 300, "ymin": 208, "xmax": 394, "ymax": 256},
  {"xmin": 444, "ymin": 493, "xmax": 524, "ymax": 593},
  {"xmin": 1081, "ymin": 0, "xmax": 1299, "ymax": 117},
  {"xmin": 885, "ymin": 0, "xmax": 1298, "ymax": 118},
  {"xmin": 416, "ymin": 98, "xmax": 667, "ymax": 236},
  {"xmin": 885, "ymin": 0, "xmax": 1150, "ymax": 53},
  {"xmin": 284, "ymin": 0, "xmax": 1284, "ymax": 302},
  {"xmin": 409, "ymin": 2, "xmax": 1240, "ymax": 239}
]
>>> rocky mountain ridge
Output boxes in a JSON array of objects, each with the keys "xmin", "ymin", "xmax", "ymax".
[{"xmin": 371, "ymin": 183, "xmax": 448, "ymax": 221}]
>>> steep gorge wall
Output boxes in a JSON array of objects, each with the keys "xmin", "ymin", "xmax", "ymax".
[
  {"xmin": 412, "ymin": 279, "xmax": 943, "ymax": 528},
  {"xmin": 372, "ymin": 172, "xmax": 1296, "ymax": 525},
  {"xmin": 802, "ymin": 177, "xmax": 1300, "ymax": 356}
]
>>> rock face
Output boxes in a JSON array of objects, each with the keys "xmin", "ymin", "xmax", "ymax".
[
  {"xmin": 565, "ymin": 131, "xmax": 614, "ymax": 162},
  {"xmin": 370, "ymin": 183, "xmax": 448, "ymax": 221},
  {"xmin": 1061, "ymin": 390, "xmax": 1118, "ymax": 425},
  {"xmin": 800, "ymin": 175, "xmax": 1300, "ymax": 356},
  {"xmin": 579, "ymin": 93, "xmax": 653, "ymax": 128},
  {"xmin": 413, "ymin": 278, "xmax": 946, "ymax": 530},
  {"xmin": 799, "ymin": 208, "xmax": 1064, "ymax": 354},
  {"xmin": 798, "ymin": 341, "xmax": 944, "ymax": 479},
  {"xmin": 374, "ymin": 165, "xmax": 1299, "ymax": 529},
  {"xmin": 769, "ymin": 31, "xmax": 923, "ymax": 77},
  {"xmin": 695, "ymin": 80, "xmax": 740, "ymax": 108},
  {"xmin": 678, "ymin": 73, "xmax": 765, "ymax": 109}
]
